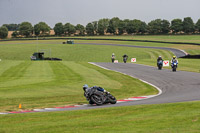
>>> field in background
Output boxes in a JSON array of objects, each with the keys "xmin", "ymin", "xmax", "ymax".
[
  {"xmin": 0, "ymin": 39, "xmax": 199, "ymax": 72},
  {"xmin": 60, "ymin": 35, "xmax": 200, "ymax": 43}
]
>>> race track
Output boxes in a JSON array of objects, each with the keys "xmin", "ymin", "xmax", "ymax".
[
  {"xmin": 78, "ymin": 43, "xmax": 188, "ymax": 57},
  {"xmin": 51, "ymin": 43, "xmax": 199, "ymax": 111},
  {"xmin": 44, "ymin": 62, "xmax": 199, "ymax": 112},
  {"xmin": 2, "ymin": 43, "xmax": 199, "ymax": 114}
]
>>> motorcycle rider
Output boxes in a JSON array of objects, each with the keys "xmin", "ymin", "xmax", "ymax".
[
  {"xmin": 83, "ymin": 84, "xmax": 116, "ymax": 105},
  {"xmin": 83, "ymin": 84, "xmax": 109, "ymax": 94},
  {"xmin": 171, "ymin": 56, "xmax": 178, "ymax": 67},
  {"xmin": 122, "ymin": 54, "xmax": 128, "ymax": 63},
  {"xmin": 111, "ymin": 53, "xmax": 115, "ymax": 63},
  {"xmin": 157, "ymin": 56, "xmax": 163, "ymax": 67}
]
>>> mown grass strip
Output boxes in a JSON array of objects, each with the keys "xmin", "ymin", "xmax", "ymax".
[
  {"xmin": 0, "ymin": 101, "xmax": 200, "ymax": 133},
  {"xmin": 0, "ymin": 61, "xmax": 157, "ymax": 112}
]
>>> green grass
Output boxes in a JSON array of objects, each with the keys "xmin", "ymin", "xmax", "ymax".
[
  {"xmin": 57, "ymin": 35, "xmax": 200, "ymax": 43},
  {"xmin": 0, "ymin": 40, "xmax": 175, "ymax": 112},
  {"xmin": 0, "ymin": 101, "xmax": 200, "ymax": 133},
  {"xmin": 0, "ymin": 40, "xmax": 175, "ymax": 62},
  {"xmin": 2, "ymin": 39, "xmax": 199, "ymax": 72},
  {"xmin": 0, "ymin": 39, "xmax": 199, "ymax": 112},
  {"xmin": 0, "ymin": 61, "xmax": 157, "ymax": 112},
  {"xmin": 1, "ymin": 39, "xmax": 200, "ymax": 55},
  {"xmin": 0, "ymin": 38, "xmax": 200, "ymax": 132}
]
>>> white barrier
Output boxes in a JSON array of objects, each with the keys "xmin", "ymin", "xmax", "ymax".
[
  {"xmin": 114, "ymin": 60, "xmax": 118, "ymax": 63},
  {"xmin": 163, "ymin": 60, "xmax": 169, "ymax": 67},
  {"xmin": 131, "ymin": 58, "xmax": 136, "ymax": 62}
]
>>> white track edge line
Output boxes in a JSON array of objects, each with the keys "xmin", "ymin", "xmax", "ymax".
[
  {"xmin": 89, "ymin": 62, "xmax": 162, "ymax": 99},
  {"xmin": 0, "ymin": 62, "xmax": 162, "ymax": 115}
]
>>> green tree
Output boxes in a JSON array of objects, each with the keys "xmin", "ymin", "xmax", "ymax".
[
  {"xmin": 126, "ymin": 20, "xmax": 135, "ymax": 34},
  {"xmin": 118, "ymin": 19, "xmax": 131, "ymax": 35},
  {"xmin": 34, "ymin": 22, "xmax": 50, "ymax": 36},
  {"xmin": 183, "ymin": 17, "xmax": 195, "ymax": 33},
  {"xmin": 92, "ymin": 21, "xmax": 98, "ymax": 35},
  {"xmin": 54, "ymin": 23, "xmax": 64, "ymax": 36},
  {"xmin": 107, "ymin": 17, "xmax": 120, "ymax": 34},
  {"xmin": 33, "ymin": 24, "xmax": 40, "ymax": 36},
  {"xmin": 126, "ymin": 19, "xmax": 145, "ymax": 34},
  {"xmin": 118, "ymin": 20, "xmax": 126, "ymax": 35},
  {"xmin": 86, "ymin": 23, "xmax": 94, "ymax": 35},
  {"xmin": 0, "ymin": 26, "xmax": 8, "ymax": 39},
  {"xmin": 75, "ymin": 24, "xmax": 85, "ymax": 35},
  {"xmin": 3, "ymin": 24, "xmax": 20, "ymax": 31},
  {"xmin": 161, "ymin": 19, "xmax": 170, "ymax": 34},
  {"xmin": 19, "ymin": 22, "xmax": 33, "ymax": 37},
  {"xmin": 97, "ymin": 18, "xmax": 109, "ymax": 35},
  {"xmin": 195, "ymin": 19, "xmax": 200, "ymax": 32},
  {"xmin": 171, "ymin": 19, "xmax": 183, "ymax": 34},
  {"xmin": 132, "ymin": 19, "xmax": 142, "ymax": 34},
  {"xmin": 11, "ymin": 31, "xmax": 19, "ymax": 38},
  {"xmin": 148, "ymin": 19, "xmax": 162, "ymax": 34},
  {"xmin": 139, "ymin": 22, "xmax": 147, "ymax": 34},
  {"xmin": 64, "ymin": 23, "xmax": 76, "ymax": 36}
]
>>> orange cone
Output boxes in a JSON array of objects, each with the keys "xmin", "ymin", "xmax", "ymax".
[{"xmin": 19, "ymin": 104, "xmax": 22, "ymax": 109}]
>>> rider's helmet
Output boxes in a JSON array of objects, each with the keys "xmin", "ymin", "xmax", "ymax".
[
  {"xmin": 112, "ymin": 53, "xmax": 115, "ymax": 56},
  {"xmin": 159, "ymin": 56, "xmax": 162, "ymax": 58},
  {"xmin": 83, "ymin": 84, "xmax": 89, "ymax": 91},
  {"xmin": 173, "ymin": 56, "xmax": 176, "ymax": 59}
]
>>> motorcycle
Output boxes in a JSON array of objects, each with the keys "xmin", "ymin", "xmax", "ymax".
[
  {"xmin": 171, "ymin": 61, "xmax": 178, "ymax": 72},
  {"xmin": 84, "ymin": 87, "xmax": 117, "ymax": 105},
  {"xmin": 123, "ymin": 57, "xmax": 128, "ymax": 63},
  {"xmin": 111, "ymin": 57, "xmax": 115, "ymax": 63},
  {"xmin": 157, "ymin": 60, "xmax": 163, "ymax": 70}
]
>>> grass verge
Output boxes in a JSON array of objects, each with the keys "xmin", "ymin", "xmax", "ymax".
[
  {"xmin": 0, "ymin": 101, "xmax": 200, "ymax": 133},
  {"xmin": 0, "ymin": 61, "xmax": 157, "ymax": 112}
]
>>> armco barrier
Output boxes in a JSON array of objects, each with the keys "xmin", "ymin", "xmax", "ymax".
[{"xmin": 179, "ymin": 54, "xmax": 200, "ymax": 59}]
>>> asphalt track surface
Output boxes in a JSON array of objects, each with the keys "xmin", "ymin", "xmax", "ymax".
[
  {"xmin": 2, "ymin": 43, "xmax": 199, "ymax": 114},
  {"xmin": 78, "ymin": 43, "xmax": 188, "ymax": 58},
  {"xmin": 36, "ymin": 43, "xmax": 199, "ymax": 112},
  {"xmin": 28, "ymin": 62, "xmax": 199, "ymax": 113}
]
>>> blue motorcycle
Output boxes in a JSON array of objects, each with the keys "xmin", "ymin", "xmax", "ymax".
[
  {"xmin": 171, "ymin": 61, "xmax": 178, "ymax": 72},
  {"xmin": 157, "ymin": 60, "xmax": 163, "ymax": 70}
]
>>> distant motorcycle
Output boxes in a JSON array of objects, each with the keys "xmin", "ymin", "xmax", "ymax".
[
  {"xmin": 122, "ymin": 54, "xmax": 128, "ymax": 63},
  {"xmin": 157, "ymin": 60, "xmax": 163, "ymax": 70},
  {"xmin": 123, "ymin": 57, "xmax": 128, "ymax": 63},
  {"xmin": 84, "ymin": 87, "xmax": 117, "ymax": 105},
  {"xmin": 171, "ymin": 61, "xmax": 178, "ymax": 72}
]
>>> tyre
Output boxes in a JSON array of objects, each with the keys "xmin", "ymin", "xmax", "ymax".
[
  {"xmin": 172, "ymin": 67, "xmax": 176, "ymax": 72},
  {"xmin": 107, "ymin": 94, "xmax": 117, "ymax": 104},
  {"xmin": 91, "ymin": 94, "xmax": 104, "ymax": 105}
]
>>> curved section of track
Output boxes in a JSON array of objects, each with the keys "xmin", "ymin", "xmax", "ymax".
[
  {"xmin": 31, "ymin": 62, "xmax": 200, "ymax": 112},
  {"xmin": 78, "ymin": 43, "xmax": 188, "ymax": 57},
  {"xmin": 2, "ymin": 43, "xmax": 199, "ymax": 114}
]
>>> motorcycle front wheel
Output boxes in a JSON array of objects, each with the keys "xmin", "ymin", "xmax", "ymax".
[
  {"xmin": 91, "ymin": 94, "xmax": 104, "ymax": 105},
  {"xmin": 107, "ymin": 94, "xmax": 117, "ymax": 104},
  {"xmin": 172, "ymin": 67, "xmax": 176, "ymax": 72}
]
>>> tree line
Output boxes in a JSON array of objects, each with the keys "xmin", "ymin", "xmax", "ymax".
[{"xmin": 0, "ymin": 17, "xmax": 200, "ymax": 39}]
